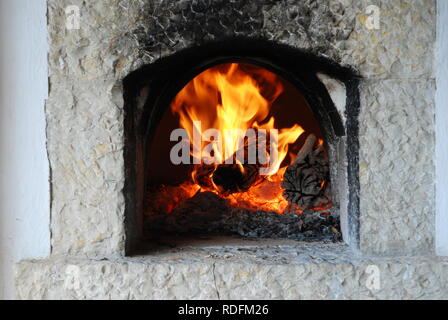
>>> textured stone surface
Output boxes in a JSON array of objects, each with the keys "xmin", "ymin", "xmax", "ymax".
[
  {"xmin": 48, "ymin": 0, "xmax": 436, "ymax": 80},
  {"xmin": 44, "ymin": 0, "xmax": 437, "ymax": 256},
  {"xmin": 46, "ymin": 76, "xmax": 126, "ymax": 255},
  {"xmin": 15, "ymin": 243, "xmax": 448, "ymax": 300},
  {"xmin": 14, "ymin": 0, "xmax": 439, "ymax": 300},
  {"xmin": 359, "ymin": 80, "xmax": 436, "ymax": 254}
]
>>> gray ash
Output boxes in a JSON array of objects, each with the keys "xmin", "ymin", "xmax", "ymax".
[{"xmin": 144, "ymin": 191, "xmax": 341, "ymax": 242}]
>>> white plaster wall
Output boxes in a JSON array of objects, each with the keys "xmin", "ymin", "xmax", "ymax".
[
  {"xmin": 436, "ymin": 0, "xmax": 448, "ymax": 256},
  {"xmin": 0, "ymin": 0, "xmax": 50, "ymax": 299}
]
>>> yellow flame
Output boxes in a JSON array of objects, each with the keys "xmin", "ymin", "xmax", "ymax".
[{"xmin": 171, "ymin": 63, "xmax": 304, "ymax": 176}]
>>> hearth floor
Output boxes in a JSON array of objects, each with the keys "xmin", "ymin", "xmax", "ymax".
[{"xmin": 15, "ymin": 241, "xmax": 448, "ymax": 299}]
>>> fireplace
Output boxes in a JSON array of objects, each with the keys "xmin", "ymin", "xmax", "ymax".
[
  {"xmin": 123, "ymin": 39, "xmax": 359, "ymax": 250},
  {"xmin": 15, "ymin": 0, "xmax": 448, "ymax": 300}
]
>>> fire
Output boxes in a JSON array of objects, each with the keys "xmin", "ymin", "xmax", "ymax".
[
  {"xmin": 171, "ymin": 63, "xmax": 304, "ymax": 175},
  {"xmin": 167, "ymin": 62, "xmax": 305, "ymax": 213}
]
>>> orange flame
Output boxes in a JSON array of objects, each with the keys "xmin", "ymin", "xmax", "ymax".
[
  {"xmin": 168, "ymin": 63, "xmax": 307, "ymax": 213},
  {"xmin": 171, "ymin": 63, "xmax": 304, "ymax": 174}
]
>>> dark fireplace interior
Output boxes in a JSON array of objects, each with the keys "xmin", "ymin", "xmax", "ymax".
[{"xmin": 123, "ymin": 39, "xmax": 359, "ymax": 251}]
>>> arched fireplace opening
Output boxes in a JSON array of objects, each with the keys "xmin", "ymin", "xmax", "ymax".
[{"xmin": 123, "ymin": 38, "xmax": 360, "ymax": 253}]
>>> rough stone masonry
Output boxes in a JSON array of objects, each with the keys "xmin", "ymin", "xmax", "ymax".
[{"xmin": 15, "ymin": 0, "xmax": 445, "ymax": 299}]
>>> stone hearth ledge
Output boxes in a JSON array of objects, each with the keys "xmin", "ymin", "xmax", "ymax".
[{"xmin": 15, "ymin": 242, "xmax": 448, "ymax": 299}]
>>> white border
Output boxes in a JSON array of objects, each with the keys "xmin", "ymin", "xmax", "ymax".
[{"xmin": 436, "ymin": 0, "xmax": 448, "ymax": 256}]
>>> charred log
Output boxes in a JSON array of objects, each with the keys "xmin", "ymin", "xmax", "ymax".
[
  {"xmin": 192, "ymin": 130, "xmax": 266, "ymax": 194},
  {"xmin": 192, "ymin": 162, "xmax": 261, "ymax": 195},
  {"xmin": 282, "ymin": 134, "xmax": 332, "ymax": 211}
]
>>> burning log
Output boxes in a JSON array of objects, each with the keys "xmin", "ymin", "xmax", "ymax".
[
  {"xmin": 144, "ymin": 63, "xmax": 339, "ymax": 242},
  {"xmin": 170, "ymin": 63, "xmax": 306, "ymax": 197},
  {"xmin": 282, "ymin": 134, "xmax": 332, "ymax": 211},
  {"xmin": 193, "ymin": 163, "xmax": 261, "ymax": 195},
  {"xmin": 192, "ymin": 132, "xmax": 265, "ymax": 195},
  {"xmin": 213, "ymin": 163, "xmax": 260, "ymax": 194},
  {"xmin": 194, "ymin": 164, "xmax": 260, "ymax": 195}
]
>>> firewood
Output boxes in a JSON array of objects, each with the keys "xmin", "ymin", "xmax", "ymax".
[
  {"xmin": 281, "ymin": 134, "xmax": 331, "ymax": 211},
  {"xmin": 192, "ymin": 130, "xmax": 265, "ymax": 194}
]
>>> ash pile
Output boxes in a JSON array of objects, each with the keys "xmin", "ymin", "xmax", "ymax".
[
  {"xmin": 145, "ymin": 190, "xmax": 341, "ymax": 242},
  {"xmin": 144, "ymin": 134, "xmax": 341, "ymax": 242}
]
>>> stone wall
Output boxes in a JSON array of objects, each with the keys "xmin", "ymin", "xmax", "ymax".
[
  {"xmin": 46, "ymin": 0, "xmax": 436, "ymax": 257},
  {"xmin": 359, "ymin": 80, "xmax": 435, "ymax": 254},
  {"xmin": 15, "ymin": 244, "xmax": 448, "ymax": 299}
]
